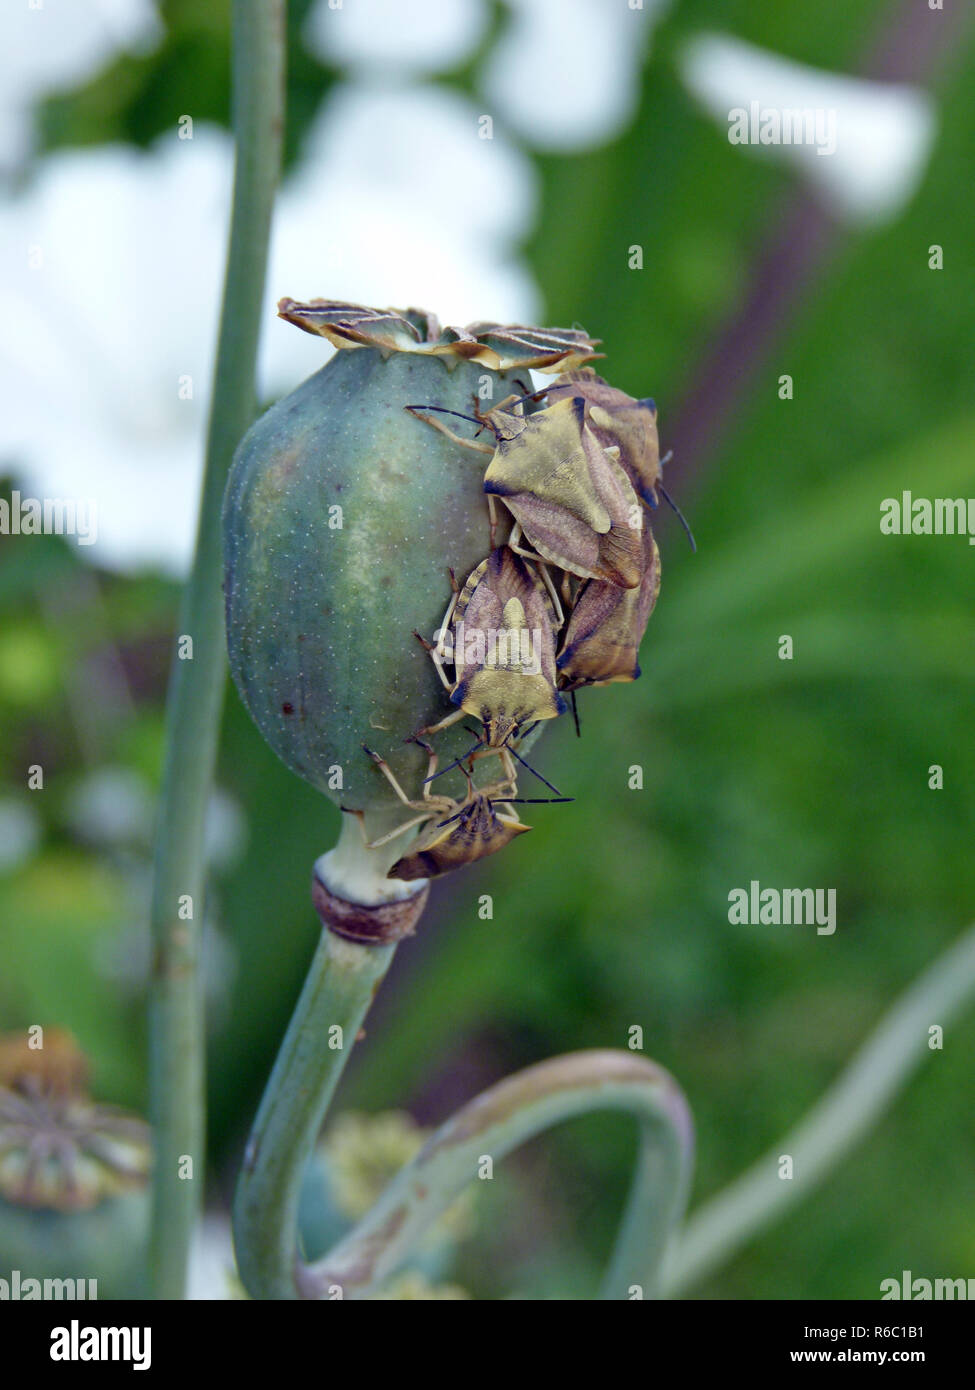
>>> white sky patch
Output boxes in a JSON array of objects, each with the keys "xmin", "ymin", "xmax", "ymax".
[
  {"xmin": 304, "ymin": 0, "xmax": 488, "ymax": 74},
  {"xmin": 480, "ymin": 0, "xmax": 667, "ymax": 152},
  {"xmin": 680, "ymin": 33, "xmax": 937, "ymax": 226},
  {"xmin": 0, "ymin": 0, "xmax": 161, "ymax": 174},
  {"xmin": 2, "ymin": 86, "xmax": 538, "ymax": 575},
  {"xmin": 262, "ymin": 80, "xmax": 539, "ymax": 396},
  {"xmin": 0, "ymin": 129, "xmax": 231, "ymax": 575}
]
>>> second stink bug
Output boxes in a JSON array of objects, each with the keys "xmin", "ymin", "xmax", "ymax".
[
  {"xmin": 557, "ymin": 528, "xmax": 662, "ymax": 690},
  {"xmin": 417, "ymin": 546, "xmax": 567, "ymax": 765}
]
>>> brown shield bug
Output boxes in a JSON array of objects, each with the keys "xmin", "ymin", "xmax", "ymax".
[
  {"xmin": 556, "ymin": 528, "xmax": 661, "ymax": 690},
  {"xmin": 360, "ymin": 743, "xmax": 570, "ymax": 881},
  {"xmin": 406, "ymin": 394, "xmax": 645, "ymax": 588},
  {"xmin": 544, "ymin": 368, "xmax": 662, "ymax": 507},
  {"xmin": 418, "ymin": 546, "xmax": 568, "ymax": 758}
]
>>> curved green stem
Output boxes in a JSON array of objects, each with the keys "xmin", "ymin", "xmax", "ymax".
[
  {"xmin": 662, "ymin": 922, "xmax": 975, "ymax": 1296},
  {"xmin": 234, "ymin": 916, "xmax": 694, "ymax": 1303},
  {"xmin": 302, "ymin": 1048, "xmax": 693, "ymax": 1301},
  {"xmin": 149, "ymin": 0, "xmax": 285, "ymax": 1299}
]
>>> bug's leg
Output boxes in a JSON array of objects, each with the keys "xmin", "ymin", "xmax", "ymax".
[
  {"xmin": 487, "ymin": 494, "xmax": 515, "ymax": 550},
  {"xmin": 361, "ymin": 744, "xmax": 428, "ymax": 812},
  {"xmin": 533, "ymin": 557, "xmax": 564, "ymax": 628},
  {"xmin": 404, "ymin": 736, "xmax": 440, "ymax": 800},
  {"xmin": 481, "ymin": 393, "xmax": 518, "ymax": 419},
  {"xmin": 419, "ymin": 705, "xmax": 468, "ymax": 737},
  {"xmin": 431, "ymin": 647, "xmax": 455, "ymax": 692},
  {"xmin": 467, "ymin": 740, "xmax": 506, "ymax": 771},
  {"xmin": 434, "ymin": 585, "xmax": 460, "ymax": 660},
  {"xmin": 415, "ymin": 582, "xmax": 461, "ymax": 691},
  {"xmin": 487, "ymin": 743, "xmax": 518, "ymax": 787},
  {"xmin": 405, "ymin": 407, "xmax": 493, "ymax": 455},
  {"xmin": 505, "ymin": 521, "xmax": 548, "ymax": 573},
  {"xmin": 414, "ymin": 630, "xmax": 455, "ymax": 692},
  {"xmin": 365, "ymin": 811, "xmax": 436, "ymax": 850},
  {"xmin": 560, "ymin": 569, "xmax": 573, "ymax": 608},
  {"xmin": 438, "ymin": 584, "xmax": 461, "ymax": 644},
  {"xmin": 483, "ymin": 767, "xmax": 519, "ymax": 802},
  {"xmin": 487, "ymin": 493, "xmax": 501, "ymax": 549}
]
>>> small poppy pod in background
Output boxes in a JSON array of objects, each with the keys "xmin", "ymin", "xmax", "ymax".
[
  {"xmin": 0, "ymin": 1031, "xmax": 151, "ymax": 1297},
  {"xmin": 223, "ymin": 301, "xmax": 599, "ymax": 848}
]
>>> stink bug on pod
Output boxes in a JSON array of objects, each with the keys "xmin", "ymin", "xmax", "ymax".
[
  {"xmin": 418, "ymin": 546, "xmax": 567, "ymax": 765},
  {"xmin": 545, "ymin": 368, "xmax": 697, "ymax": 551},
  {"xmin": 482, "ymin": 396, "xmax": 645, "ymax": 590},
  {"xmin": 407, "ymin": 394, "xmax": 645, "ymax": 589},
  {"xmin": 557, "ymin": 528, "xmax": 662, "ymax": 690},
  {"xmin": 544, "ymin": 368, "xmax": 662, "ymax": 508},
  {"xmin": 360, "ymin": 744, "xmax": 570, "ymax": 881}
]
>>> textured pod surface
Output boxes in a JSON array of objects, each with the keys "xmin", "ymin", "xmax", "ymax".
[{"xmin": 224, "ymin": 348, "xmax": 535, "ymax": 828}]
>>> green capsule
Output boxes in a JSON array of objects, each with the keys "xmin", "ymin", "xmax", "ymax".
[{"xmin": 223, "ymin": 303, "xmax": 598, "ymax": 842}]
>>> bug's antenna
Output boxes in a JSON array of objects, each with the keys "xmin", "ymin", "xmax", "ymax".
[
  {"xmin": 569, "ymin": 690, "xmax": 581, "ymax": 738},
  {"xmin": 505, "ymin": 741, "xmax": 564, "ymax": 796},
  {"xmin": 422, "ymin": 740, "xmax": 481, "ymax": 785},
  {"xmin": 496, "ymin": 796, "xmax": 575, "ymax": 805},
  {"xmin": 500, "ymin": 384, "xmax": 546, "ymax": 413},
  {"xmin": 406, "ymin": 403, "xmax": 486, "ymax": 434},
  {"xmin": 658, "ymin": 482, "xmax": 696, "ymax": 553}
]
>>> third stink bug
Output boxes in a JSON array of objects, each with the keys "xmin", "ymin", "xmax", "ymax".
[{"xmin": 360, "ymin": 742, "xmax": 570, "ymax": 881}]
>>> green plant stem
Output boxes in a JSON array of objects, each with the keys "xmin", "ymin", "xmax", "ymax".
[
  {"xmin": 662, "ymin": 922, "xmax": 975, "ymax": 1296},
  {"xmin": 302, "ymin": 1048, "xmax": 694, "ymax": 1301},
  {"xmin": 233, "ymin": 930, "xmax": 397, "ymax": 1299},
  {"xmin": 149, "ymin": 0, "xmax": 285, "ymax": 1299},
  {"xmin": 234, "ymin": 926, "xmax": 694, "ymax": 1302}
]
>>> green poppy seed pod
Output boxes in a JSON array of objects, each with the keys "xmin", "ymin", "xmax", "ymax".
[{"xmin": 224, "ymin": 302, "xmax": 598, "ymax": 928}]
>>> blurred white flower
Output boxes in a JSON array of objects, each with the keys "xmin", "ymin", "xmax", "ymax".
[
  {"xmin": 3, "ymin": 84, "xmax": 538, "ymax": 574},
  {"xmin": 0, "ymin": 799, "xmax": 41, "ymax": 873},
  {"xmin": 261, "ymin": 79, "xmax": 539, "ymax": 394},
  {"xmin": 680, "ymin": 33, "xmax": 937, "ymax": 226},
  {"xmin": 480, "ymin": 0, "xmax": 668, "ymax": 152},
  {"xmin": 304, "ymin": 0, "xmax": 488, "ymax": 74},
  {"xmin": 65, "ymin": 766, "xmax": 155, "ymax": 847},
  {"xmin": 1, "ymin": 128, "xmax": 232, "ymax": 574},
  {"xmin": 64, "ymin": 765, "xmax": 247, "ymax": 867},
  {"xmin": 0, "ymin": 0, "xmax": 161, "ymax": 174},
  {"xmin": 203, "ymin": 785, "xmax": 248, "ymax": 871}
]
